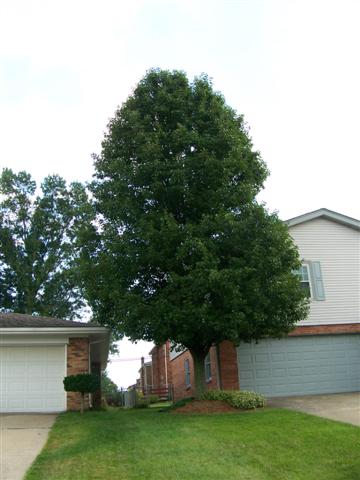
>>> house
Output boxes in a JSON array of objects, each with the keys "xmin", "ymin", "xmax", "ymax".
[
  {"xmin": 0, "ymin": 312, "xmax": 109, "ymax": 413},
  {"xmin": 151, "ymin": 208, "xmax": 360, "ymax": 400},
  {"xmin": 138, "ymin": 357, "xmax": 153, "ymax": 392}
]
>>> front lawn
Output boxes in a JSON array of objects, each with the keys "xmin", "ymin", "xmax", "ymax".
[{"xmin": 25, "ymin": 408, "xmax": 360, "ymax": 480}]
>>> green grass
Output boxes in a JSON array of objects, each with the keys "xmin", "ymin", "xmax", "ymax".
[
  {"xmin": 25, "ymin": 408, "xmax": 360, "ymax": 480},
  {"xmin": 148, "ymin": 400, "xmax": 172, "ymax": 408}
]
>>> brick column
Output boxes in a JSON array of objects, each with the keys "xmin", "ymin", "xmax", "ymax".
[
  {"xmin": 218, "ymin": 341, "xmax": 239, "ymax": 390},
  {"xmin": 67, "ymin": 338, "xmax": 90, "ymax": 411}
]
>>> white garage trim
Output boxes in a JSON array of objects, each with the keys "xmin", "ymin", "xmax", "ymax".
[
  {"xmin": 64, "ymin": 342, "xmax": 68, "ymax": 411},
  {"xmin": 0, "ymin": 335, "xmax": 69, "ymax": 346}
]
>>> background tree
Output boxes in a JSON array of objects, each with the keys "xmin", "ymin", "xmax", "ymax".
[
  {"xmin": 101, "ymin": 371, "xmax": 119, "ymax": 397},
  {"xmin": 82, "ymin": 69, "xmax": 309, "ymax": 398},
  {"xmin": 0, "ymin": 168, "xmax": 93, "ymax": 319},
  {"xmin": 101, "ymin": 371, "xmax": 123, "ymax": 406}
]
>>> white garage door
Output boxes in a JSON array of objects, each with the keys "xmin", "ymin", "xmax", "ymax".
[
  {"xmin": 237, "ymin": 335, "xmax": 360, "ymax": 397},
  {"xmin": 0, "ymin": 345, "xmax": 66, "ymax": 413}
]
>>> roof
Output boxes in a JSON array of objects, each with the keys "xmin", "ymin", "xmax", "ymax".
[
  {"xmin": 0, "ymin": 312, "xmax": 110, "ymax": 369},
  {"xmin": 286, "ymin": 208, "xmax": 360, "ymax": 231},
  {"xmin": 0, "ymin": 312, "xmax": 100, "ymax": 328}
]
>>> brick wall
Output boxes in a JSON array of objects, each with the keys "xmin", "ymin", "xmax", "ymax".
[
  {"xmin": 150, "ymin": 342, "xmax": 172, "ymax": 388},
  {"xmin": 171, "ymin": 350, "xmax": 195, "ymax": 401},
  {"xmin": 67, "ymin": 337, "xmax": 90, "ymax": 411},
  {"xmin": 218, "ymin": 341, "xmax": 239, "ymax": 390},
  {"xmin": 140, "ymin": 363, "xmax": 152, "ymax": 388},
  {"xmin": 170, "ymin": 343, "xmax": 237, "ymax": 401},
  {"xmin": 290, "ymin": 323, "xmax": 360, "ymax": 335}
]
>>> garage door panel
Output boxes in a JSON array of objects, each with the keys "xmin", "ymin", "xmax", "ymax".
[
  {"xmin": 288, "ymin": 367, "xmax": 302, "ymax": 375},
  {"xmin": 287, "ymin": 352, "xmax": 302, "ymax": 361},
  {"xmin": 237, "ymin": 335, "xmax": 360, "ymax": 397},
  {"xmin": 318, "ymin": 351, "xmax": 333, "ymax": 359},
  {"xmin": 28, "ymin": 365, "xmax": 45, "ymax": 375},
  {"xmin": 334, "ymin": 351, "xmax": 346, "ymax": 358},
  {"xmin": 0, "ymin": 345, "xmax": 66, "ymax": 413},
  {"xmin": 240, "ymin": 370, "xmax": 253, "ymax": 380}
]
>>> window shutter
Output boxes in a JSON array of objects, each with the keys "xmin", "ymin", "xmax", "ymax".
[
  {"xmin": 185, "ymin": 359, "xmax": 191, "ymax": 387},
  {"xmin": 309, "ymin": 262, "xmax": 325, "ymax": 300}
]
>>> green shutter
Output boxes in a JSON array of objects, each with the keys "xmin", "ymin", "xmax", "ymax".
[{"xmin": 310, "ymin": 261, "xmax": 325, "ymax": 300}]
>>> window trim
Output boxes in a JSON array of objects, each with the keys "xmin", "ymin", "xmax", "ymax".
[
  {"xmin": 293, "ymin": 263, "xmax": 313, "ymax": 298},
  {"xmin": 204, "ymin": 352, "xmax": 212, "ymax": 382},
  {"xmin": 184, "ymin": 358, "xmax": 191, "ymax": 388}
]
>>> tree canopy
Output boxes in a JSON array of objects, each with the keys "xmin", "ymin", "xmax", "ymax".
[
  {"xmin": 102, "ymin": 371, "xmax": 119, "ymax": 397},
  {"xmin": 0, "ymin": 168, "xmax": 93, "ymax": 319},
  {"xmin": 82, "ymin": 69, "xmax": 309, "ymax": 397}
]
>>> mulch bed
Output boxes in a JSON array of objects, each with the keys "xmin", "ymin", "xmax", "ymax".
[{"xmin": 173, "ymin": 400, "xmax": 237, "ymax": 414}]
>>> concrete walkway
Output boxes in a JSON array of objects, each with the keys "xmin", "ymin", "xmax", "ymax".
[
  {"xmin": 0, "ymin": 414, "xmax": 57, "ymax": 480},
  {"xmin": 268, "ymin": 392, "xmax": 360, "ymax": 426}
]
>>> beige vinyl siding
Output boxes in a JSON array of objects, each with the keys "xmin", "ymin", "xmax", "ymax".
[{"xmin": 289, "ymin": 218, "xmax": 360, "ymax": 326}]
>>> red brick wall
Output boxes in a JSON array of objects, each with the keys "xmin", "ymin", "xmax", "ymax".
[
  {"xmin": 218, "ymin": 341, "xmax": 239, "ymax": 390},
  {"xmin": 171, "ymin": 350, "xmax": 195, "ymax": 401},
  {"xmin": 170, "ymin": 344, "xmax": 234, "ymax": 401},
  {"xmin": 66, "ymin": 337, "xmax": 90, "ymax": 411},
  {"xmin": 150, "ymin": 346, "xmax": 160, "ymax": 386},
  {"xmin": 140, "ymin": 364, "xmax": 152, "ymax": 388},
  {"xmin": 290, "ymin": 323, "xmax": 360, "ymax": 335},
  {"xmin": 207, "ymin": 347, "xmax": 221, "ymax": 392},
  {"xmin": 150, "ymin": 342, "xmax": 172, "ymax": 388}
]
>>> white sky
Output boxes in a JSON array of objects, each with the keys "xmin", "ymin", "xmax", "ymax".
[{"xmin": 1, "ymin": 0, "xmax": 359, "ymax": 387}]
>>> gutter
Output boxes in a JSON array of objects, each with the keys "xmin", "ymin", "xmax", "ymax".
[{"xmin": 0, "ymin": 327, "xmax": 109, "ymax": 335}]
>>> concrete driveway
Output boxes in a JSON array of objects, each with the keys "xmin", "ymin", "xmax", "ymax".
[
  {"xmin": 0, "ymin": 414, "xmax": 57, "ymax": 480},
  {"xmin": 268, "ymin": 392, "xmax": 360, "ymax": 426}
]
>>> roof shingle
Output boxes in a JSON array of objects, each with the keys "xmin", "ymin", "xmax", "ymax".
[{"xmin": 0, "ymin": 312, "xmax": 99, "ymax": 328}]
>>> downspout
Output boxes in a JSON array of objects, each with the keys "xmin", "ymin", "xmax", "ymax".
[
  {"xmin": 88, "ymin": 340, "xmax": 91, "ymax": 408},
  {"xmin": 164, "ymin": 344, "xmax": 168, "ymax": 387},
  {"xmin": 215, "ymin": 344, "xmax": 222, "ymax": 389},
  {"xmin": 141, "ymin": 356, "xmax": 144, "ymax": 387},
  {"xmin": 151, "ymin": 355, "xmax": 154, "ymax": 389}
]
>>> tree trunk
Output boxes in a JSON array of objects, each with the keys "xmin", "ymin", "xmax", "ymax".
[
  {"xmin": 190, "ymin": 350, "xmax": 207, "ymax": 400},
  {"xmin": 80, "ymin": 392, "xmax": 84, "ymax": 415}
]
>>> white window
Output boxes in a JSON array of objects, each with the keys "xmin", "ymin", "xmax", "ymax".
[
  {"xmin": 184, "ymin": 359, "xmax": 191, "ymax": 387},
  {"xmin": 293, "ymin": 262, "xmax": 325, "ymax": 301},
  {"xmin": 293, "ymin": 264, "xmax": 312, "ymax": 297},
  {"xmin": 204, "ymin": 352, "xmax": 212, "ymax": 381}
]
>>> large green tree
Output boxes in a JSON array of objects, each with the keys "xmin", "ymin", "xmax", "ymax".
[
  {"xmin": 83, "ymin": 69, "xmax": 309, "ymax": 397},
  {"xmin": 0, "ymin": 168, "xmax": 93, "ymax": 319}
]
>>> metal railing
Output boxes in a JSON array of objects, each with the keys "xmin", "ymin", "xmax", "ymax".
[{"xmin": 123, "ymin": 384, "xmax": 173, "ymax": 408}]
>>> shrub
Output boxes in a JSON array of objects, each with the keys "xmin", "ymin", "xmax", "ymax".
[
  {"xmin": 134, "ymin": 399, "xmax": 148, "ymax": 408},
  {"xmin": 63, "ymin": 373, "xmax": 101, "ymax": 414},
  {"xmin": 136, "ymin": 390, "xmax": 145, "ymax": 401},
  {"xmin": 148, "ymin": 394, "xmax": 160, "ymax": 404},
  {"xmin": 201, "ymin": 390, "xmax": 266, "ymax": 409},
  {"xmin": 105, "ymin": 391, "xmax": 124, "ymax": 407}
]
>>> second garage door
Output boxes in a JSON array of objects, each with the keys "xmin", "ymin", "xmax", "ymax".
[
  {"xmin": 237, "ymin": 335, "xmax": 360, "ymax": 397},
  {"xmin": 0, "ymin": 345, "xmax": 66, "ymax": 413}
]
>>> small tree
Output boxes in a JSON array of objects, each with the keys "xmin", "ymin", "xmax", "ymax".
[{"xmin": 63, "ymin": 373, "xmax": 100, "ymax": 414}]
